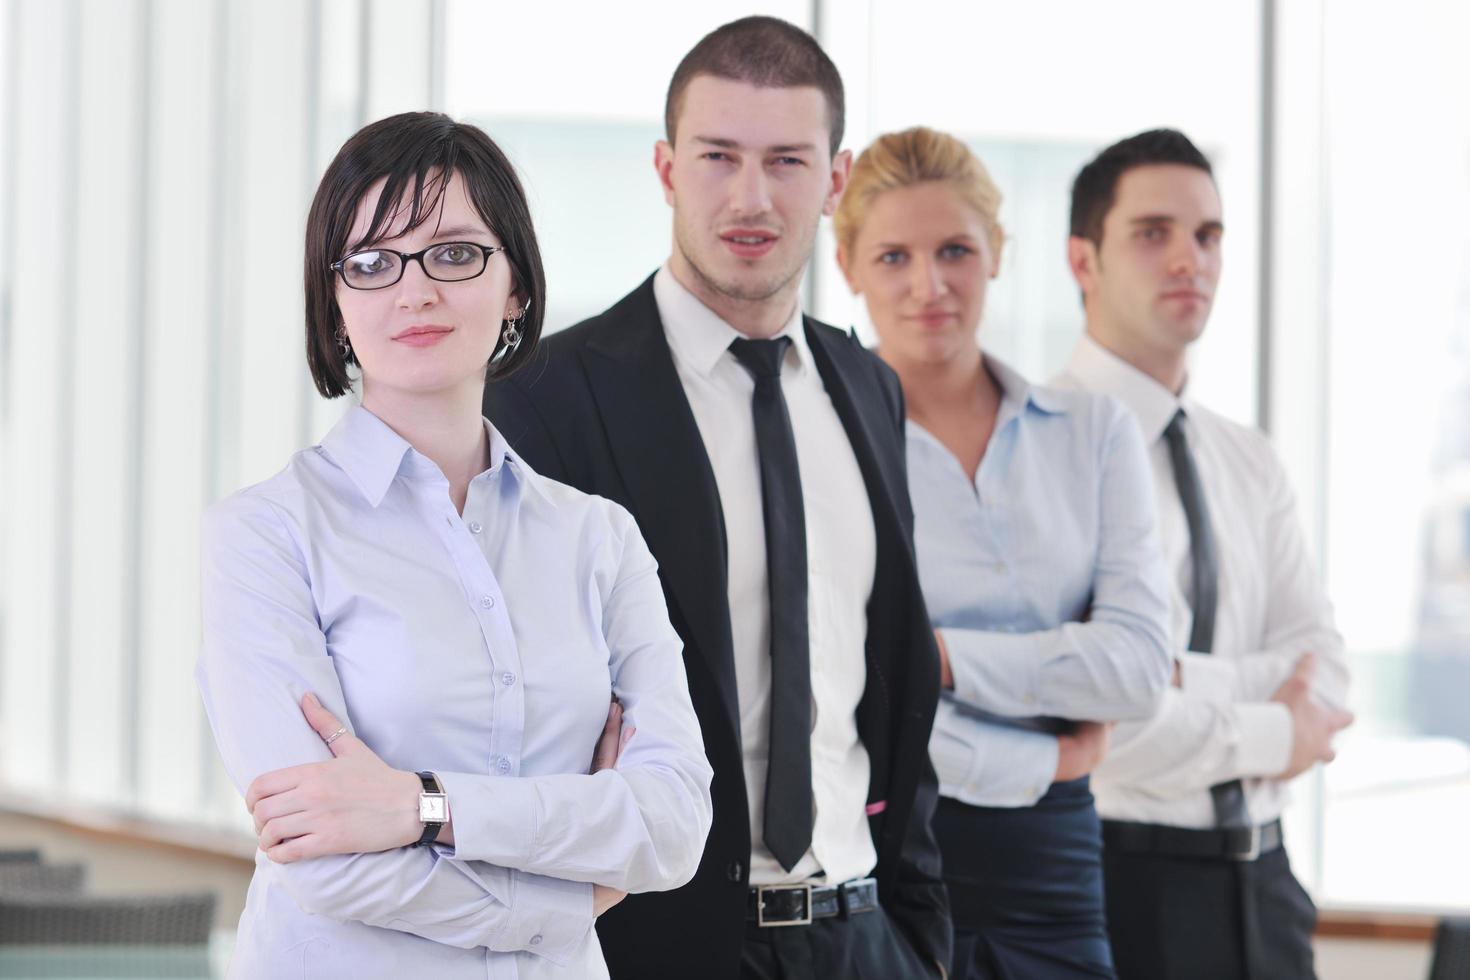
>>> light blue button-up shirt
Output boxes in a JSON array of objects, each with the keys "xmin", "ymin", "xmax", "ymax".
[
  {"xmin": 197, "ymin": 405, "xmax": 713, "ymax": 979},
  {"xmin": 913, "ymin": 356, "xmax": 1172, "ymax": 808}
]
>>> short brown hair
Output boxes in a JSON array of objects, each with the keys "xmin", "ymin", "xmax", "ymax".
[
  {"xmin": 304, "ymin": 112, "xmax": 546, "ymax": 398},
  {"xmin": 665, "ymin": 16, "xmax": 845, "ymax": 158},
  {"xmin": 834, "ymin": 127, "xmax": 1005, "ymax": 260}
]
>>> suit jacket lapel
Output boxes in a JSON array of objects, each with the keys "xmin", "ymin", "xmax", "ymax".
[
  {"xmin": 804, "ymin": 320, "xmax": 912, "ymax": 555},
  {"xmin": 579, "ymin": 279, "xmax": 741, "ymax": 739}
]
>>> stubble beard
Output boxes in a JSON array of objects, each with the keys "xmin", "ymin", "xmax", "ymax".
[{"xmin": 673, "ymin": 214, "xmax": 813, "ymax": 308}]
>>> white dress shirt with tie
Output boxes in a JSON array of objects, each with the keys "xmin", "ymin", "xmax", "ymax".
[
  {"xmin": 1054, "ymin": 333, "xmax": 1350, "ymax": 828},
  {"xmin": 653, "ymin": 264, "xmax": 879, "ymax": 888},
  {"xmin": 197, "ymin": 405, "xmax": 713, "ymax": 979}
]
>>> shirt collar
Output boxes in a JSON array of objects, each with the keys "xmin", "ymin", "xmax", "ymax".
[
  {"xmin": 320, "ymin": 404, "xmax": 553, "ymax": 508},
  {"xmin": 495, "ymin": 429, "xmax": 556, "ymax": 507},
  {"xmin": 1062, "ymin": 332, "xmax": 1183, "ymax": 443},
  {"xmin": 905, "ymin": 354, "xmax": 1067, "ymax": 452},
  {"xmin": 653, "ymin": 262, "xmax": 811, "ymax": 378},
  {"xmin": 985, "ymin": 353, "xmax": 1069, "ymax": 418}
]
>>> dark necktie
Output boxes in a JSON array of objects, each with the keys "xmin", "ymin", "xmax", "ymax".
[
  {"xmin": 1163, "ymin": 410, "xmax": 1251, "ymax": 828},
  {"xmin": 728, "ymin": 336, "xmax": 812, "ymax": 871}
]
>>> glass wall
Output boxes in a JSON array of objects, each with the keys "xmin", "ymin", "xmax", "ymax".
[{"xmin": 1274, "ymin": 0, "xmax": 1470, "ymax": 911}]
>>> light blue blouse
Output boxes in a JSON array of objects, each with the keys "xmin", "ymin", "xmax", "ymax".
[
  {"xmin": 913, "ymin": 356, "xmax": 1172, "ymax": 808},
  {"xmin": 196, "ymin": 405, "xmax": 713, "ymax": 980}
]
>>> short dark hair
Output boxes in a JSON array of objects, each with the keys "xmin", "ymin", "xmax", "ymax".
[
  {"xmin": 665, "ymin": 16, "xmax": 845, "ymax": 158},
  {"xmin": 304, "ymin": 112, "xmax": 545, "ymax": 398},
  {"xmin": 1069, "ymin": 128, "xmax": 1214, "ymax": 247}
]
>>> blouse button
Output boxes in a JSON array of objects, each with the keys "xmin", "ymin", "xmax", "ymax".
[
  {"xmin": 480, "ymin": 595, "xmax": 495, "ymax": 610},
  {"xmin": 468, "ymin": 521, "xmax": 483, "ymax": 534},
  {"xmin": 501, "ymin": 671, "xmax": 516, "ymax": 687},
  {"xmin": 529, "ymin": 934, "xmax": 543, "ymax": 946},
  {"xmin": 496, "ymin": 757, "xmax": 513, "ymax": 775}
]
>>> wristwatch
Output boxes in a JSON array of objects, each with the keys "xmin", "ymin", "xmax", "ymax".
[{"xmin": 413, "ymin": 771, "xmax": 448, "ymax": 847}]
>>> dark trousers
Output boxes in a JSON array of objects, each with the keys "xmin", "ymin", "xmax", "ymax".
[
  {"xmin": 1103, "ymin": 841, "xmax": 1317, "ymax": 980},
  {"xmin": 740, "ymin": 905, "xmax": 939, "ymax": 980},
  {"xmin": 936, "ymin": 780, "xmax": 1116, "ymax": 979}
]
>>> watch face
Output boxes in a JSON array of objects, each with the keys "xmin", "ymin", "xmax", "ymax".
[{"xmin": 419, "ymin": 794, "xmax": 447, "ymax": 823}]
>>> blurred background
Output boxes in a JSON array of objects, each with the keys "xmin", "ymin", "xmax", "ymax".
[{"xmin": 0, "ymin": 0, "xmax": 1467, "ymax": 976}]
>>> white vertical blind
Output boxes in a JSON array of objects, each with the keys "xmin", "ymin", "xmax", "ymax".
[
  {"xmin": 4, "ymin": 0, "xmax": 75, "ymax": 798},
  {"xmin": 67, "ymin": 0, "xmax": 147, "ymax": 809},
  {"xmin": 136, "ymin": 0, "xmax": 222, "ymax": 823}
]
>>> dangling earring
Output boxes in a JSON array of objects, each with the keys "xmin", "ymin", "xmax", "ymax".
[
  {"xmin": 335, "ymin": 323, "xmax": 353, "ymax": 361},
  {"xmin": 490, "ymin": 299, "xmax": 531, "ymax": 369}
]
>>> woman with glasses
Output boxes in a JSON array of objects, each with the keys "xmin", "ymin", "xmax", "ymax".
[
  {"xmin": 833, "ymin": 128, "xmax": 1172, "ymax": 979},
  {"xmin": 196, "ymin": 112, "xmax": 712, "ymax": 978}
]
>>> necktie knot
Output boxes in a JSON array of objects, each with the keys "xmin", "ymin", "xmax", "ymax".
[
  {"xmin": 728, "ymin": 336, "xmax": 791, "ymax": 381},
  {"xmin": 1164, "ymin": 408, "xmax": 1188, "ymax": 447}
]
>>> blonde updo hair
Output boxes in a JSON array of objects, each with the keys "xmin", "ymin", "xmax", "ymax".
[{"xmin": 834, "ymin": 126, "xmax": 1005, "ymax": 263}]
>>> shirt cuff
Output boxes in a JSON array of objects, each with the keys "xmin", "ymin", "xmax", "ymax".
[
  {"xmin": 1178, "ymin": 653, "xmax": 1238, "ymax": 706},
  {"xmin": 1231, "ymin": 702, "xmax": 1293, "ymax": 780},
  {"xmin": 435, "ymin": 770, "xmax": 541, "ymax": 867},
  {"xmin": 940, "ymin": 627, "xmax": 1043, "ymax": 715},
  {"xmin": 930, "ymin": 706, "xmax": 1057, "ymax": 808},
  {"xmin": 498, "ymin": 871, "xmax": 594, "ymax": 964}
]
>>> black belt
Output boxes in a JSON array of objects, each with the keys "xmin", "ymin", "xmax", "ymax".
[
  {"xmin": 1103, "ymin": 818, "xmax": 1283, "ymax": 863},
  {"xmin": 746, "ymin": 877, "xmax": 879, "ymax": 927}
]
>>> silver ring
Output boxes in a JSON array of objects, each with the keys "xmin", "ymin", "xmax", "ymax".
[{"xmin": 323, "ymin": 726, "xmax": 347, "ymax": 745}]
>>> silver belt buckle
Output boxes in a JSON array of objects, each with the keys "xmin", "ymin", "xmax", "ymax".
[
  {"xmin": 1229, "ymin": 824, "xmax": 1262, "ymax": 862},
  {"xmin": 756, "ymin": 883, "xmax": 813, "ymax": 927}
]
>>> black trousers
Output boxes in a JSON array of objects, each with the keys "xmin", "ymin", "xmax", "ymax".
[
  {"xmin": 936, "ymin": 780, "xmax": 1116, "ymax": 979},
  {"xmin": 1103, "ymin": 841, "xmax": 1317, "ymax": 980},
  {"xmin": 740, "ymin": 904, "xmax": 940, "ymax": 980}
]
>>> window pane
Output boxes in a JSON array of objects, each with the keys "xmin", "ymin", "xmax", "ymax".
[
  {"xmin": 1310, "ymin": 0, "xmax": 1470, "ymax": 911},
  {"xmin": 839, "ymin": 0, "xmax": 1262, "ymax": 419}
]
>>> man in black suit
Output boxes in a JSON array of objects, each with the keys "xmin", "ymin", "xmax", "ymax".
[{"xmin": 485, "ymin": 16, "xmax": 949, "ymax": 980}]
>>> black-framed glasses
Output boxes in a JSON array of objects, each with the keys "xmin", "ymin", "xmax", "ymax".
[{"xmin": 329, "ymin": 242, "xmax": 505, "ymax": 290}]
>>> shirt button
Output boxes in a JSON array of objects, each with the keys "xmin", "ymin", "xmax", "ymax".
[
  {"xmin": 469, "ymin": 521, "xmax": 483, "ymax": 534},
  {"xmin": 501, "ymin": 671, "xmax": 516, "ymax": 686},
  {"xmin": 480, "ymin": 595, "xmax": 495, "ymax": 609},
  {"xmin": 529, "ymin": 934, "xmax": 543, "ymax": 946},
  {"xmin": 497, "ymin": 757, "xmax": 512, "ymax": 775}
]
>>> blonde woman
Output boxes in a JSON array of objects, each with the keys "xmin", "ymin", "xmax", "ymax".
[{"xmin": 835, "ymin": 127, "xmax": 1171, "ymax": 979}]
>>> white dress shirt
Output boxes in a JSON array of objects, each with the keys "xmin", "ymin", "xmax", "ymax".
[
  {"xmin": 911, "ymin": 355, "xmax": 1172, "ymax": 809},
  {"xmin": 653, "ymin": 264, "xmax": 878, "ymax": 887},
  {"xmin": 197, "ymin": 405, "xmax": 713, "ymax": 979},
  {"xmin": 1054, "ymin": 333, "xmax": 1349, "ymax": 827}
]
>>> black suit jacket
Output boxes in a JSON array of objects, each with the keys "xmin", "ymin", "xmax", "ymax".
[{"xmin": 484, "ymin": 275, "xmax": 950, "ymax": 979}]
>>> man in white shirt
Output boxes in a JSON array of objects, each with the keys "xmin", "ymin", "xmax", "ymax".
[
  {"xmin": 1053, "ymin": 128, "xmax": 1354, "ymax": 980},
  {"xmin": 487, "ymin": 16, "xmax": 949, "ymax": 980}
]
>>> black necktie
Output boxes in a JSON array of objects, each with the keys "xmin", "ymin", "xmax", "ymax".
[
  {"xmin": 728, "ymin": 336, "xmax": 812, "ymax": 871},
  {"xmin": 1164, "ymin": 410, "xmax": 1250, "ymax": 828}
]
